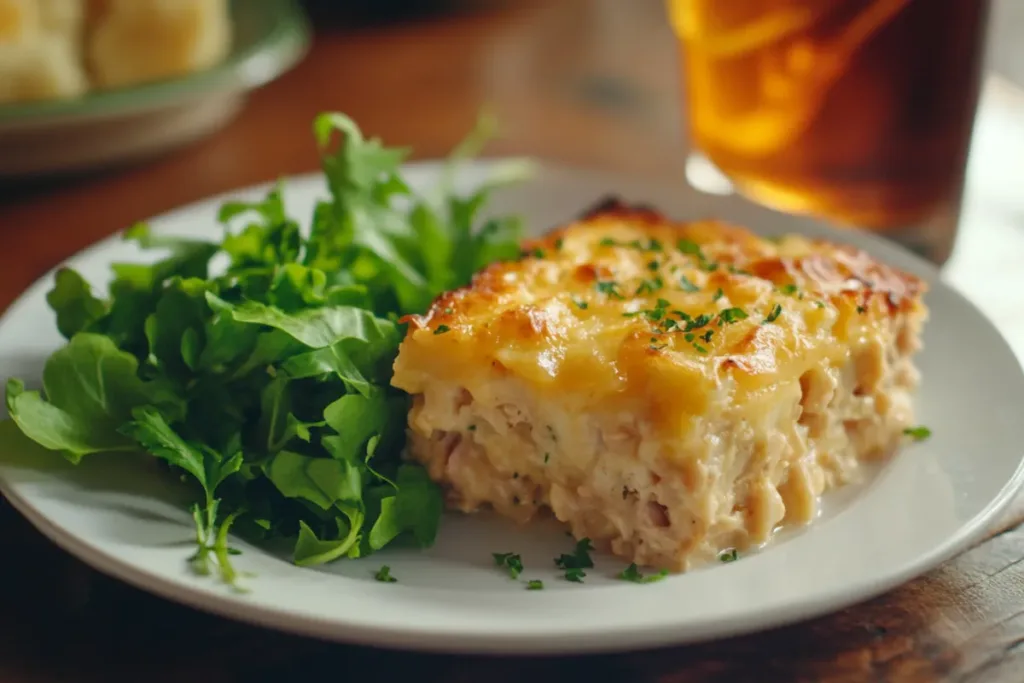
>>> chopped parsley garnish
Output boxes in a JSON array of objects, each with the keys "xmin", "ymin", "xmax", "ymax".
[
  {"xmin": 635, "ymin": 276, "xmax": 664, "ymax": 296},
  {"xmin": 618, "ymin": 563, "xmax": 669, "ymax": 584},
  {"xmin": 684, "ymin": 333, "xmax": 695, "ymax": 342},
  {"xmin": 493, "ymin": 552, "xmax": 524, "ymax": 579},
  {"xmin": 684, "ymin": 313, "xmax": 713, "ymax": 332},
  {"xmin": 596, "ymin": 280, "xmax": 624, "ymax": 299},
  {"xmin": 555, "ymin": 537, "xmax": 595, "ymax": 572},
  {"xmin": 530, "ymin": 247, "xmax": 546, "ymax": 259},
  {"xmin": 814, "ymin": 301, "xmax": 826, "ymax": 309},
  {"xmin": 526, "ymin": 579, "xmax": 544, "ymax": 590},
  {"xmin": 467, "ymin": 424, "xmax": 477, "ymax": 431},
  {"xmin": 856, "ymin": 305, "xmax": 867, "ymax": 314},
  {"xmin": 903, "ymin": 425, "xmax": 932, "ymax": 441},
  {"xmin": 564, "ymin": 568, "xmax": 586, "ymax": 583},
  {"xmin": 599, "ymin": 237, "xmax": 661, "ymax": 251},
  {"xmin": 573, "ymin": 298, "xmax": 589, "ymax": 310},
  {"xmin": 718, "ymin": 307, "xmax": 748, "ymax": 324},
  {"xmin": 712, "ymin": 287, "xmax": 724, "ymax": 302},
  {"xmin": 763, "ymin": 304, "xmax": 783, "ymax": 323},
  {"xmin": 434, "ymin": 325, "xmax": 451, "ymax": 335},
  {"xmin": 719, "ymin": 548, "xmax": 739, "ymax": 563},
  {"xmin": 727, "ymin": 264, "xmax": 751, "ymax": 275},
  {"xmin": 543, "ymin": 453, "xmax": 550, "ymax": 463},
  {"xmin": 693, "ymin": 343, "xmax": 708, "ymax": 354},
  {"xmin": 678, "ymin": 275, "xmax": 700, "ymax": 293},
  {"xmin": 554, "ymin": 238, "xmax": 564, "ymax": 250},
  {"xmin": 677, "ymin": 239, "xmax": 704, "ymax": 259},
  {"xmin": 647, "ymin": 260, "xmax": 660, "ymax": 272},
  {"xmin": 700, "ymin": 330, "xmax": 714, "ymax": 343},
  {"xmin": 374, "ymin": 565, "xmax": 397, "ymax": 583},
  {"xmin": 778, "ymin": 283, "xmax": 798, "ymax": 295},
  {"xmin": 443, "ymin": 307, "xmax": 454, "ymax": 314}
]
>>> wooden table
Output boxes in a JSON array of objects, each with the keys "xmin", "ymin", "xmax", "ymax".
[{"xmin": 2, "ymin": 2, "xmax": 1023, "ymax": 681}]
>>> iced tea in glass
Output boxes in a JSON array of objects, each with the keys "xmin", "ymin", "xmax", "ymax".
[{"xmin": 667, "ymin": 0, "xmax": 991, "ymax": 265}]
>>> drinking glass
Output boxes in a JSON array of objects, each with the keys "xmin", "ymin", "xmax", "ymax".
[{"xmin": 667, "ymin": 0, "xmax": 992, "ymax": 265}]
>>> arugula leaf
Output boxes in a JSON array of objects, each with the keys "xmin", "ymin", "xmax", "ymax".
[
  {"xmin": 293, "ymin": 518, "xmax": 363, "ymax": 566},
  {"xmin": 144, "ymin": 278, "xmax": 216, "ymax": 379},
  {"xmin": 5, "ymin": 334, "xmax": 176, "ymax": 462},
  {"xmin": 5, "ymin": 378, "xmax": 137, "ymax": 459},
  {"xmin": 368, "ymin": 464, "xmax": 444, "ymax": 549},
  {"xmin": 229, "ymin": 300, "xmax": 398, "ymax": 350},
  {"xmin": 45, "ymin": 268, "xmax": 107, "ymax": 339}
]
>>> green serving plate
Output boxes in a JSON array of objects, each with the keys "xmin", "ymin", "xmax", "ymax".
[{"xmin": 0, "ymin": 0, "xmax": 311, "ymax": 176}]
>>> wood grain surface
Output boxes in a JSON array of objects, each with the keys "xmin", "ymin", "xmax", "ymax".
[{"xmin": 1, "ymin": 1, "xmax": 1022, "ymax": 681}]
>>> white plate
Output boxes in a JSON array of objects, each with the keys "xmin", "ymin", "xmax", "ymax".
[{"xmin": 1, "ymin": 160, "xmax": 1023, "ymax": 655}]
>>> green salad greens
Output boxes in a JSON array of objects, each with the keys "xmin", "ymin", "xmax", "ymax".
[{"xmin": 3, "ymin": 111, "xmax": 530, "ymax": 589}]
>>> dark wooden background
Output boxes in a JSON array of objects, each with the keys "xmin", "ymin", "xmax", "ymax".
[{"xmin": 1, "ymin": 1, "xmax": 1023, "ymax": 681}]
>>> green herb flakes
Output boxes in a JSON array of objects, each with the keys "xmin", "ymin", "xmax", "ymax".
[
  {"xmin": 903, "ymin": 426, "xmax": 932, "ymax": 441},
  {"xmin": 718, "ymin": 307, "xmax": 748, "ymax": 324},
  {"xmin": 564, "ymin": 567, "xmax": 586, "ymax": 583},
  {"xmin": 434, "ymin": 325, "xmax": 451, "ymax": 335},
  {"xmin": 596, "ymin": 281, "xmax": 624, "ymax": 299},
  {"xmin": 677, "ymin": 239, "xmax": 704, "ymax": 259},
  {"xmin": 764, "ymin": 304, "xmax": 783, "ymax": 323},
  {"xmin": 684, "ymin": 313, "xmax": 713, "ymax": 332},
  {"xmin": 719, "ymin": 548, "xmax": 739, "ymax": 563},
  {"xmin": 618, "ymin": 563, "xmax": 669, "ymax": 584},
  {"xmin": 679, "ymin": 275, "xmax": 700, "ymax": 293},
  {"xmin": 493, "ymin": 552, "xmax": 524, "ymax": 579},
  {"xmin": 374, "ymin": 565, "xmax": 397, "ymax": 583},
  {"xmin": 526, "ymin": 579, "xmax": 544, "ymax": 590},
  {"xmin": 635, "ymin": 277, "xmax": 664, "ymax": 296},
  {"xmin": 555, "ymin": 537, "xmax": 595, "ymax": 572}
]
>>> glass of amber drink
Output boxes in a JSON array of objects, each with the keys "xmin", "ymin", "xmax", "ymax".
[{"xmin": 667, "ymin": 0, "xmax": 992, "ymax": 265}]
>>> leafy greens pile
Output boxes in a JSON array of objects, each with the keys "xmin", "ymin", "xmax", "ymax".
[{"xmin": 3, "ymin": 111, "xmax": 528, "ymax": 587}]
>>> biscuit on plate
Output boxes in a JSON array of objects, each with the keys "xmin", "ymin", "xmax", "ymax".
[{"xmin": 86, "ymin": 0, "xmax": 232, "ymax": 89}]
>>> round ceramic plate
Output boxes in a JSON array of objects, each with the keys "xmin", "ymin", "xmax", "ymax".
[
  {"xmin": 1, "ymin": 161, "xmax": 1022, "ymax": 655},
  {"xmin": 0, "ymin": 0, "xmax": 310, "ymax": 176}
]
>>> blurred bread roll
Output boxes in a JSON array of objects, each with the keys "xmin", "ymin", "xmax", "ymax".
[
  {"xmin": 0, "ymin": 36, "xmax": 88, "ymax": 103},
  {"xmin": 0, "ymin": 0, "xmax": 39, "ymax": 43},
  {"xmin": 0, "ymin": 0, "xmax": 88, "ymax": 104},
  {"xmin": 38, "ymin": 0, "xmax": 86, "ymax": 42},
  {"xmin": 87, "ymin": 0, "xmax": 232, "ymax": 89}
]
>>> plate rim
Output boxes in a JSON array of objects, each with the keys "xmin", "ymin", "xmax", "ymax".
[{"xmin": 1, "ymin": 159, "xmax": 1022, "ymax": 655}]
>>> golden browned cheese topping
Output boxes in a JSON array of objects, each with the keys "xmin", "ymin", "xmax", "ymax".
[{"xmin": 396, "ymin": 200, "xmax": 927, "ymax": 429}]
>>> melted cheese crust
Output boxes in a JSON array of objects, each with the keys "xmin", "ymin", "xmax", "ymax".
[{"xmin": 396, "ymin": 199, "xmax": 927, "ymax": 442}]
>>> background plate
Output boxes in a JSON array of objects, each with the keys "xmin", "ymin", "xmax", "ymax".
[
  {"xmin": 0, "ymin": 160, "xmax": 1022, "ymax": 655},
  {"xmin": 0, "ymin": 0, "xmax": 310, "ymax": 176}
]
